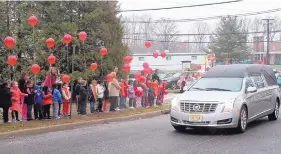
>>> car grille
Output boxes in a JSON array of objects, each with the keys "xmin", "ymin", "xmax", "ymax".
[
  {"xmin": 180, "ymin": 101, "xmax": 218, "ymax": 113},
  {"xmin": 182, "ymin": 120, "xmax": 210, "ymax": 125}
]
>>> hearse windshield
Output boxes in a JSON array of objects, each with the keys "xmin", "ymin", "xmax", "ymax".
[{"xmin": 189, "ymin": 78, "xmax": 243, "ymax": 92}]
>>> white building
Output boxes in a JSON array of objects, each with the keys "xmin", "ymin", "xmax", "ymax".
[{"xmin": 130, "ymin": 52, "xmax": 207, "ymax": 72}]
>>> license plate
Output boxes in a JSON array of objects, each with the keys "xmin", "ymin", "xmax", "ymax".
[{"xmin": 189, "ymin": 114, "xmax": 202, "ymax": 121}]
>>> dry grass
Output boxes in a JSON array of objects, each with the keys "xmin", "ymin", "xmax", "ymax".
[
  {"xmin": 0, "ymin": 104, "xmax": 171, "ymax": 133},
  {"xmin": 167, "ymin": 89, "xmax": 180, "ymax": 93}
]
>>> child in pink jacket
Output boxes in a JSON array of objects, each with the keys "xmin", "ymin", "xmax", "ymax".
[{"xmin": 10, "ymin": 81, "xmax": 27, "ymax": 121}]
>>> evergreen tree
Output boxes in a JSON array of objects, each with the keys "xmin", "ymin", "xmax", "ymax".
[
  {"xmin": 209, "ymin": 16, "xmax": 250, "ymax": 62},
  {"xmin": 0, "ymin": 1, "xmax": 128, "ymax": 81}
]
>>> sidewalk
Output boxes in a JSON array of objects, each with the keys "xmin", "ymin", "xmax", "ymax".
[
  {"xmin": 0, "ymin": 93, "xmax": 177, "ymax": 125},
  {"xmin": 0, "ymin": 95, "xmax": 177, "ymax": 134},
  {"xmin": 0, "ymin": 105, "xmax": 171, "ymax": 138}
]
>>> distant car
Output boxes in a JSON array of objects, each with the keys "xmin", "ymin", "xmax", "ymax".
[
  {"xmin": 159, "ymin": 73, "xmax": 175, "ymax": 80},
  {"xmin": 165, "ymin": 72, "xmax": 189, "ymax": 90},
  {"xmin": 171, "ymin": 64, "xmax": 280, "ymax": 133}
]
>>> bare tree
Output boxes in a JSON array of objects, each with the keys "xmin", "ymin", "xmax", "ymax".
[
  {"xmin": 240, "ymin": 17, "xmax": 251, "ymax": 33},
  {"xmin": 250, "ymin": 17, "xmax": 264, "ymax": 53},
  {"xmin": 251, "ymin": 17, "xmax": 263, "ymax": 34},
  {"xmin": 139, "ymin": 14, "xmax": 155, "ymax": 41},
  {"xmin": 268, "ymin": 16, "xmax": 281, "ymax": 41},
  {"xmin": 192, "ymin": 21, "xmax": 209, "ymax": 53},
  {"xmin": 153, "ymin": 19, "xmax": 179, "ymax": 51},
  {"xmin": 122, "ymin": 14, "xmax": 142, "ymax": 53}
]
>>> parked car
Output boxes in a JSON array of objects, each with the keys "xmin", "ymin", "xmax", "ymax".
[
  {"xmin": 171, "ymin": 64, "xmax": 280, "ymax": 133},
  {"xmin": 164, "ymin": 72, "xmax": 189, "ymax": 90},
  {"xmin": 159, "ymin": 73, "xmax": 175, "ymax": 80}
]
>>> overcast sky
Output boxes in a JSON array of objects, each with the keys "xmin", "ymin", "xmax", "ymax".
[{"xmin": 119, "ymin": 0, "xmax": 281, "ymax": 35}]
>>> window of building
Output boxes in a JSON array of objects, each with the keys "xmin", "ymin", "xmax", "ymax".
[
  {"xmin": 166, "ymin": 56, "xmax": 172, "ymax": 60},
  {"xmin": 191, "ymin": 56, "xmax": 197, "ymax": 60},
  {"xmin": 138, "ymin": 57, "xmax": 144, "ymax": 61}
]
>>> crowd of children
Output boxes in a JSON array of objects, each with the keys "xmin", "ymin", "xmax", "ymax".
[
  {"xmin": 0, "ymin": 68, "xmax": 167, "ymax": 123},
  {"xmin": 9, "ymin": 80, "xmax": 67, "ymax": 121}
]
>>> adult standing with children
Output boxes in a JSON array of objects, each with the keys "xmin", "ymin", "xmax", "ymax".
[
  {"xmin": 0, "ymin": 80, "xmax": 12, "ymax": 123},
  {"xmin": 43, "ymin": 67, "xmax": 59, "ymax": 89},
  {"xmin": 108, "ymin": 72, "xmax": 120, "ymax": 111},
  {"xmin": 19, "ymin": 72, "xmax": 28, "ymax": 121}
]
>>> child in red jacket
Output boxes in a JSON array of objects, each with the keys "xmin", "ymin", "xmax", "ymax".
[
  {"xmin": 135, "ymin": 81, "xmax": 144, "ymax": 108},
  {"xmin": 42, "ymin": 86, "xmax": 52, "ymax": 119},
  {"xmin": 158, "ymin": 81, "xmax": 165, "ymax": 105},
  {"xmin": 119, "ymin": 80, "xmax": 128, "ymax": 109},
  {"xmin": 152, "ymin": 80, "xmax": 159, "ymax": 106},
  {"xmin": 10, "ymin": 81, "xmax": 27, "ymax": 121}
]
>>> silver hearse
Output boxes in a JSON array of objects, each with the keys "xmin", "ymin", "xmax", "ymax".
[{"xmin": 170, "ymin": 64, "xmax": 280, "ymax": 133}]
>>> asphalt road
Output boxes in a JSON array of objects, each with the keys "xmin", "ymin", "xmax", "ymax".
[{"xmin": 1, "ymin": 112, "xmax": 281, "ymax": 154}]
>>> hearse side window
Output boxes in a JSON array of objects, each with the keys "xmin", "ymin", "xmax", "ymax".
[
  {"xmin": 246, "ymin": 78, "xmax": 255, "ymax": 88},
  {"xmin": 250, "ymin": 75, "xmax": 265, "ymax": 89},
  {"xmin": 260, "ymin": 74, "xmax": 268, "ymax": 87}
]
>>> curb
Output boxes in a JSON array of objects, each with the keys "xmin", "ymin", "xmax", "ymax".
[{"xmin": 0, "ymin": 109, "xmax": 171, "ymax": 139}]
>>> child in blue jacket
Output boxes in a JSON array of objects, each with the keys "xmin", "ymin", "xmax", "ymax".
[
  {"xmin": 57, "ymin": 83, "xmax": 63, "ymax": 116},
  {"xmin": 52, "ymin": 83, "xmax": 62, "ymax": 119},
  {"xmin": 34, "ymin": 85, "xmax": 43, "ymax": 120}
]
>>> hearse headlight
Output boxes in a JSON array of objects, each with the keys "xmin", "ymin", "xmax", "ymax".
[
  {"xmin": 221, "ymin": 98, "xmax": 236, "ymax": 112},
  {"xmin": 171, "ymin": 96, "xmax": 179, "ymax": 111}
]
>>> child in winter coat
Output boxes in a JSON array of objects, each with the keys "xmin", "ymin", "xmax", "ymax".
[
  {"xmin": 57, "ymin": 83, "xmax": 63, "ymax": 116},
  {"xmin": 52, "ymin": 83, "xmax": 62, "ymax": 119},
  {"xmin": 24, "ymin": 80, "xmax": 36, "ymax": 121},
  {"xmin": 127, "ymin": 80, "xmax": 135, "ymax": 108},
  {"xmin": 103, "ymin": 81, "xmax": 109, "ymax": 112},
  {"xmin": 62, "ymin": 83, "xmax": 71, "ymax": 116},
  {"xmin": 88, "ymin": 80, "xmax": 97, "ymax": 113},
  {"xmin": 19, "ymin": 72, "xmax": 28, "ymax": 121},
  {"xmin": 10, "ymin": 81, "xmax": 27, "ymax": 121},
  {"xmin": 152, "ymin": 80, "xmax": 159, "ymax": 106},
  {"xmin": 135, "ymin": 82, "xmax": 144, "ymax": 108},
  {"xmin": 42, "ymin": 86, "xmax": 52, "ymax": 119},
  {"xmin": 119, "ymin": 80, "xmax": 128, "ymax": 109},
  {"xmin": 158, "ymin": 81, "xmax": 165, "ymax": 105},
  {"xmin": 140, "ymin": 82, "xmax": 147, "ymax": 107},
  {"xmin": 34, "ymin": 85, "xmax": 43, "ymax": 120},
  {"xmin": 147, "ymin": 81, "xmax": 155, "ymax": 107},
  {"xmin": 97, "ymin": 81, "xmax": 105, "ymax": 112},
  {"xmin": 79, "ymin": 80, "xmax": 88, "ymax": 115}
]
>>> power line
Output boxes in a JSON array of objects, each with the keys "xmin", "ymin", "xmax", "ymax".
[
  {"xmin": 122, "ymin": 37, "xmax": 271, "ymax": 44},
  {"xmin": 161, "ymin": 0, "xmax": 254, "ymax": 12},
  {"xmin": 119, "ymin": 0, "xmax": 241, "ymax": 12},
  {"xmin": 124, "ymin": 30, "xmax": 281, "ymax": 36},
  {"xmin": 123, "ymin": 8, "xmax": 281, "ymax": 23}
]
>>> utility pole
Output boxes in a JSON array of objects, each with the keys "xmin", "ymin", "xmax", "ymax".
[{"xmin": 263, "ymin": 19, "xmax": 274, "ymax": 65}]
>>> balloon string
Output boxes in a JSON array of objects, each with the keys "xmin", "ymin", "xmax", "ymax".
[
  {"xmin": 66, "ymin": 45, "xmax": 69, "ymax": 73},
  {"xmin": 101, "ymin": 56, "xmax": 103, "ymax": 77},
  {"xmin": 33, "ymin": 27, "xmax": 35, "ymax": 63},
  {"xmin": 49, "ymin": 64, "xmax": 52, "ymax": 91}
]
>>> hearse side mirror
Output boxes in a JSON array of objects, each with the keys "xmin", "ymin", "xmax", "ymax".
[{"xmin": 247, "ymin": 87, "xmax": 257, "ymax": 93}]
